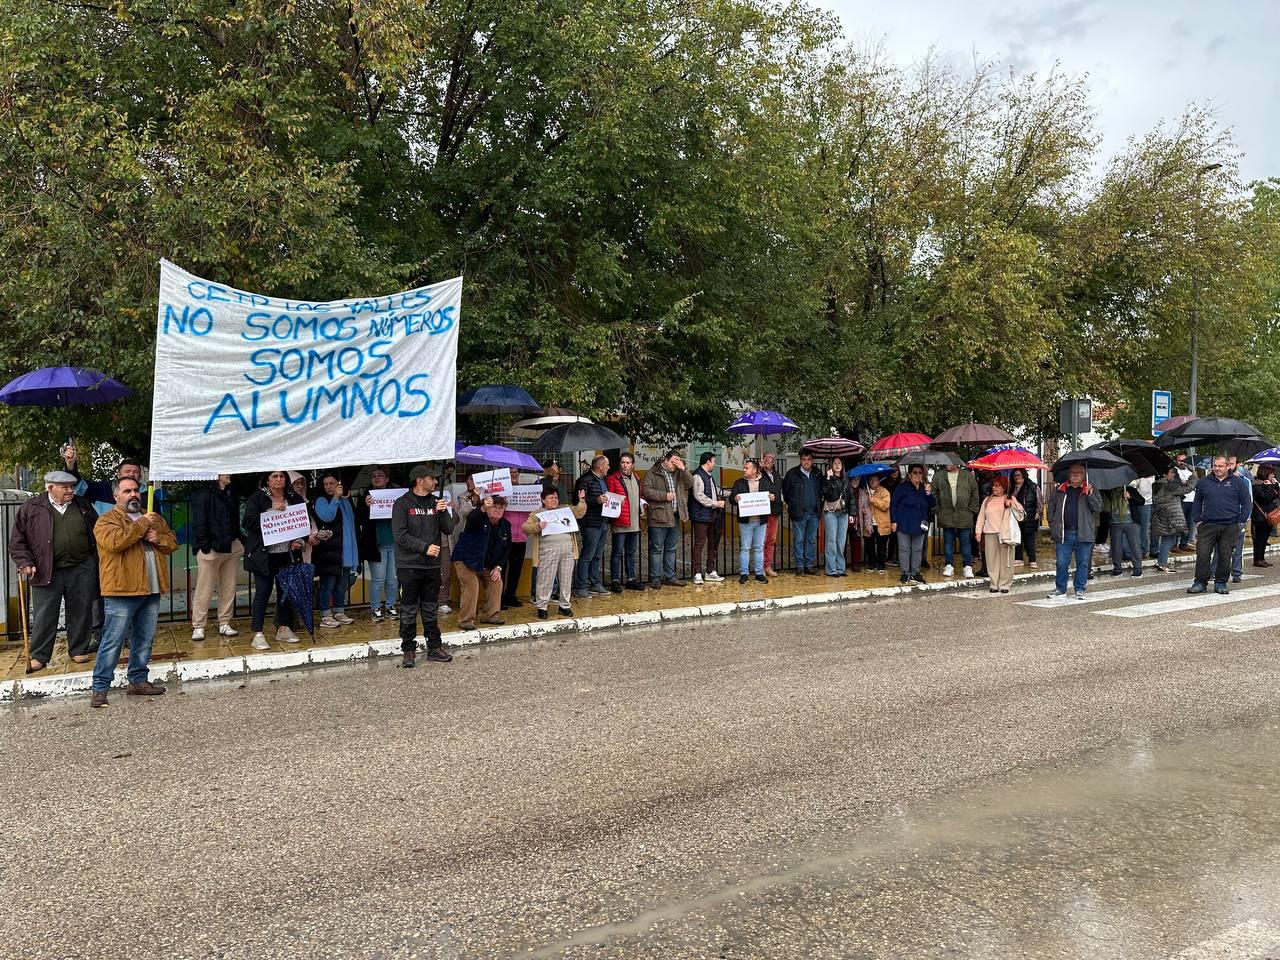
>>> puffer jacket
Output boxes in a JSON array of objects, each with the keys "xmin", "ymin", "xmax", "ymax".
[
  {"xmin": 606, "ymin": 470, "xmax": 642, "ymax": 528},
  {"xmin": 1151, "ymin": 475, "xmax": 1196, "ymax": 538}
]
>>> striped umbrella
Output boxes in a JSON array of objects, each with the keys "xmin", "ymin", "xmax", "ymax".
[{"xmin": 801, "ymin": 436, "xmax": 866, "ymax": 458}]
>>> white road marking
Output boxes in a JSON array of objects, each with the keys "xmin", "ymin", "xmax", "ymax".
[
  {"xmin": 1016, "ymin": 575, "xmax": 1259, "ymax": 609},
  {"xmin": 1192, "ymin": 606, "xmax": 1280, "ymax": 634},
  {"xmin": 1098, "ymin": 582, "xmax": 1280, "ymax": 619},
  {"xmin": 1170, "ymin": 918, "xmax": 1280, "ymax": 958}
]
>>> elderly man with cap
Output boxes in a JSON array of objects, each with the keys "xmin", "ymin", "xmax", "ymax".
[
  {"xmin": 391, "ymin": 463, "xmax": 456, "ymax": 668},
  {"xmin": 89, "ymin": 474, "xmax": 178, "ymax": 707},
  {"xmin": 8, "ymin": 470, "xmax": 101, "ymax": 673}
]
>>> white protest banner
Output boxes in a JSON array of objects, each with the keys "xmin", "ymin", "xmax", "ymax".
[
  {"xmin": 736, "ymin": 492, "xmax": 771, "ymax": 517},
  {"xmin": 539, "ymin": 507, "xmax": 579, "ymax": 535},
  {"xmin": 149, "ymin": 260, "xmax": 460, "ymax": 479},
  {"xmin": 472, "ymin": 469, "xmax": 513, "ymax": 500},
  {"xmin": 601, "ymin": 492, "xmax": 624, "ymax": 519},
  {"xmin": 260, "ymin": 502, "xmax": 312, "ymax": 546},
  {"xmin": 368, "ymin": 488, "xmax": 408, "ymax": 520},
  {"xmin": 508, "ymin": 484, "xmax": 544, "ymax": 512}
]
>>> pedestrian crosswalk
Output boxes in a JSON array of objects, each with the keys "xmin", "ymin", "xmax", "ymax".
[
  {"xmin": 1098, "ymin": 581, "xmax": 1280, "ymax": 619},
  {"xmin": 1016, "ymin": 576, "xmax": 1258, "ymax": 609}
]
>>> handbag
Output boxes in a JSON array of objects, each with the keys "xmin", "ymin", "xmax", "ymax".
[
  {"xmin": 1000, "ymin": 504, "xmax": 1022, "ymax": 546},
  {"xmin": 1266, "ymin": 505, "xmax": 1280, "ymax": 528}
]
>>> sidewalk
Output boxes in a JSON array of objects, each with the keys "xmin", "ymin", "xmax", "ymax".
[{"xmin": 0, "ymin": 541, "xmax": 1216, "ymax": 702}]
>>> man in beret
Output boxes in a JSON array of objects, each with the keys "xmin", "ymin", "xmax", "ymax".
[
  {"xmin": 391, "ymin": 464, "xmax": 456, "ymax": 668},
  {"xmin": 8, "ymin": 471, "xmax": 101, "ymax": 673}
]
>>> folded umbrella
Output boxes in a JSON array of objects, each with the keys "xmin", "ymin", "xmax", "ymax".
[{"xmin": 275, "ymin": 561, "xmax": 316, "ymax": 635}]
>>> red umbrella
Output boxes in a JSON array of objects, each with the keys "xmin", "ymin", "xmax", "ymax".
[
  {"xmin": 967, "ymin": 448, "xmax": 1047, "ymax": 471},
  {"xmin": 866, "ymin": 432, "xmax": 933, "ymax": 462}
]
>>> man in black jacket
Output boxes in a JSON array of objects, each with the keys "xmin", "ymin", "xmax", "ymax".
[
  {"xmin": 190, "ymin": 474, "xmax": 242, "ymax": 641},
  {"xmin": 782, "ymin": 451, "xmax": 823, "ymax": 574},
  {"xmin": 392, "ymin": 464, "xmax": 455, "ymax": 667}
]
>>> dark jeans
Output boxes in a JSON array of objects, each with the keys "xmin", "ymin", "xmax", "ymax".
[
  {"xmin": 575, "ymin": 523, "xmax": 608, "ymax": 591},
  {"xmin": 398, "ymin": 565, "xmax": 443, "ymax": 653},
  {"xmin": 28, "ymin": 557, "xmax": 97, "ymax": 664},
  {"xmin": 791, "ymin": 513, "xmax": 819, "ymax": 569},
  {"xmin": 251, "ymin": 553, "xmax": 298, "ymax": 632},
  {"xmin": 1253, "ymin": 519, "xmax": 1272, "ymax": 563},
  {"xmin": 864, "ymin": 533, "xmax": 889, "ymax": 569},
  {"xmin": 317, "ymin": 570, "xmax": 347, "ymax": 613},
  {"xmin": 692, "ymin": 520, "xmax": 721, "ymax": 574},
  {"xmin": 941, "ymin": 527, "xmax": 973, "ymax": 568},
  {"xmin": 649, "ymin": 525, "xmax": 680, "ymax": 582},
  {"xmin": 1054, "ymin": 530, "xmax": 1093, "ymax": 595},
  {"xmin": 502, "ymin": 540, "xmax": 527, "ymax": 604},
  {"xmin": 1134, "ymin": 503, "xmax": 1153, "ymax": 556},
  {"xmin": 1109, "ymin": 521, "xmax": 1142, "ymax": 573},
  {"xmin": 1179, "ymin": 501, "xmax": 1194, "ymax": 547},
  {"xmin": 611, "ymin": 530, "xmax": 640, "ymax": 583},
  {"xmin": 1194, "ymin": 522, "xmax": 1239, "ymax": 586}
]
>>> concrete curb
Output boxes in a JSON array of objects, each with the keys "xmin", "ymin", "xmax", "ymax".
[{"xmin": 0, "ymin": 545, "xmax": 1255, "ymax": 703}]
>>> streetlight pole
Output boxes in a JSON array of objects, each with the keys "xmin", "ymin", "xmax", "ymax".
[{"xmin": 1189, "ymin": 162, "xmax": 1221, "ymax": 422}]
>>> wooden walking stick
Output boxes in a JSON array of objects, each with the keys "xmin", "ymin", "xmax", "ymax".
[{"xmin": 17, "ymin": 571, "xmax": 30, "ymax": 672}]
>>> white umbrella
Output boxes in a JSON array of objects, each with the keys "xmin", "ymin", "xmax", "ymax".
[{"xmin": 510, "ymin": 407, "xmax": 593, "ymax": 438}]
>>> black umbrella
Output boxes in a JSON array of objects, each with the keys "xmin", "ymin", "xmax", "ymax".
[
  {"xmin": 1220, "ymin": 436, "xmax": 1276, "ymax": 459},
  {"xmin": 531, "ymin": 421, "xmax": 629, "ymax": 454},
  {"xmin": 1154, "ymin": 417, "xmax": 1267, "ymax": 450},
  {"xmin": 456, "ymin": 384, "xmax": 541, "ymax": 416},
  {"xmin": 1097, "ymin": 439, "xmax": 1171, "ymax": 478},
  {"xmin": 1052, "ymin": 448, "xmax": 1136, "ymax": 487},
  {"xmin": 896, "ymin": 449, "xmax": 966, "ymax": 468}
]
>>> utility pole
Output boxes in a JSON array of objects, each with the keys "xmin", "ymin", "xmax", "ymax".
[{"xmin": 1188, "ymin": 162, "xmax": 1221, "ymax": 461}]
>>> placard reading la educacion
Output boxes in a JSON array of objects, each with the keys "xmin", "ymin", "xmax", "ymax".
[{"xmin": 149, "ymin": 260, "xmax": 461, "ymax": 479}]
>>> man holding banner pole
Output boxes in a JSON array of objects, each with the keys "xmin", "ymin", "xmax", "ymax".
[{"xmin": 392, "ymin": 465, "xmax": 455, "ymax": 668}]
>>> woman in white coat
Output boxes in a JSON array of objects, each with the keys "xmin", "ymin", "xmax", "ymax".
[{"xmin": 975, "ymin": 474, "xmax": 1026, "ymax": 593}]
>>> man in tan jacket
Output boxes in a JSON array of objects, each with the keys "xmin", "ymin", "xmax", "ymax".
[{"xmin": 89, "ymin": 476, "xmax": 178, "ymax": 708}]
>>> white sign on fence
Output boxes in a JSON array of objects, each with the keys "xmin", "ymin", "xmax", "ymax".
[
  {"xmin": 736, "ymin": 492, "xmax": 771, "ymax": 517},
  {"xmin": 539, "ymin": 507, "xmax": 579, "ymax": 535},
  {"xmin": 508, "ymin": 484, "xmax": 544, "ymax": 512},
  {"xmin": 260, "ymin": 502, "xmax": 312, "ymax": 546},
  {"xmin": 149, "ymin": 260, "xmax": 461, "ymax": 479},
  {"xmin": 368, "ymin": 487, "xmax": 408, "ymax": 519}
]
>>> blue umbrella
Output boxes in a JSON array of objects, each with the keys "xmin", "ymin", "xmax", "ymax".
[
  {"xmin": 457, "ymin": 384, "xmax": 540, "ymax": 416},
  {"xmin": 0, "ymin": 366, "xmax": 132, "ymax": 406},
  {"xmin": 727, "ymin": 410, "xmax": 798, "ymax": 435},
  {"xmin": 849, "ymin": 462, "xmax": 894, "ymax": 479},
  {"xmin": 1248, "ymin": 446, "xmax": 1280, "ymax": 464},
  {"xmin": 275, "ymin": 560, "xmax": 316, "ymax": 635},
  {"xmin": 456, "ymin": 444, "xmax": 543, "ymax": 472}
]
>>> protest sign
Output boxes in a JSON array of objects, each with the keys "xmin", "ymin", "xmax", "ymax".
[
  {"xmin": 736, "ymin": 492, "xmax": 771, "ymax": 517},
  {"xmin": 368, "ymin": 487, "xmax": 408, "ymax": 519},
  {"xmin": 260, "ymin": 502, "xmax": 312, "ymax": 546},
  {"xmin": 472, "ymin": 469, "xmax": 513, "ymax": 500},
  {"xmin": 508, "ymin": 484, "xmax": 544, "ymax": 512},
  {"xmin": 149, "ymin": 260, "xmax": 461, "ymax": 480},
  {"xmin": 539, "ymin": 507, "xmax": 579, "ymax": 535},
  {"xmin": 601, "ymin": 492, "xmax": 624, "ymax": 518}
]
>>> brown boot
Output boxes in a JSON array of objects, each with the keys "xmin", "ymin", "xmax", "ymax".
[
  {"xmin": 89, "ymin": 691, "xmax": 109, "ymax": 709},
  {"xmin": 127, "ymin": 681, "xmax": 166, "ymax": 697},
  {"xmin": 402, "ymin": 648, "xmax": 416, "ymax": 668}
]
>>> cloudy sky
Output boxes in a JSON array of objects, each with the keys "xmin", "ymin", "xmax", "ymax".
[{"xmin": 820, "ymin": 0, "xmax": 1279, "ymax": 183}]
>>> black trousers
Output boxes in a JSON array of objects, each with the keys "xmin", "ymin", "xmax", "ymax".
[
  {"xmin": 1194, "ymin": 521, "xmax": 1239, "ymax": 586},
  {"xmin": 1015, "ymin": 520, "xmax": 1038, "ymax": 562},
  {"xmin": 28, "ymin": 557, "xmax": 97, "ymax": 664},
  {"xmin": 864, "ymin": 533, "xmax": 890, "ymax": 568},
  {"xmin": 1253, "ymin": 519, "xmax": 1272, "ymax": 562},
  {"xmin": 250, "ymin": 553, "xmax": 297, "ymax": 632},
  {"xmin": 399, "ymin": 565, "xmax": 443, "ymax": 653},
  {"xmin": 502, "ymin": 540, "xmax": 527, "ymax": 605}
]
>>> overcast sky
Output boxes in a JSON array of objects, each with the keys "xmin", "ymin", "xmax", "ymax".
[{"xmin": 820, "ymin": 0, "xmax": 1279, "ymax": 184}]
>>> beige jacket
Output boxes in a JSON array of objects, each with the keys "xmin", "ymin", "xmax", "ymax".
[{"xmin": 522, "ymin": 501, "xmax": 588, "ymax": 566}]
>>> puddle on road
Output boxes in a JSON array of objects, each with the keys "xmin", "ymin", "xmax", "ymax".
[{"xmin": 527, "ymin": 718, "xmax": 1280, "ymax": 959}]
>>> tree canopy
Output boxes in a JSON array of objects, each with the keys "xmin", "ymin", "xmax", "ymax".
[{"xmin": 1, "ymin": 0, "xmax": 1276, "ymax": 467}]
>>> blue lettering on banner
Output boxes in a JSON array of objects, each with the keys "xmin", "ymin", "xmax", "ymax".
[{"xmin": 163, "ymin": 304, "xmax": 214, "ymax": 336}]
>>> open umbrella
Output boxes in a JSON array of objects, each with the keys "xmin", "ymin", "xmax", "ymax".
[
  {"xmin": 728, "ymin": 410, "xmax": 799, "ymax": 458},
  {"xmin": 0, "ymin": 366, "xmax": 133, "ymax": 406},
  {"xmin": 456, "ymin": 444, "xmax": 543, "ymax": 472},
  {"xmin": 1220, "ymin": 436, "xmax": 1276, "ymax": 460},
  {"xmin": 1154, "ymin": 417, "xmax": 1267, "ymax": 450},
  {"xmin": 866, "ymin": 432, "xmax": 932, "ymax": 462},
  {"xmin": 967, "ymin": 448, "xmax": 1047, "ymax": 471},
  {"xmin": 275, "ymin": 560, "xmax": 316, "ymax": 635},
  {"xmin": 849, "ymin": 462, "xmax": 895, "ymax": 479},
  {"xmin": 801, "ymin": 436, "xmax": 865, "ymax": 458},
  {"xmin": 532, "ymin": 421, "xmax": 629, "ymax": 454},
  {"xmin": 1247, "ymin": 447, "xmax": 1280, "ymax": 465},
  {"xmin": 1097, "ymin": 439, "xmax": 1172, "ymax": 478},
  {"xmin": 1052, "ymin": 448, "xmax": 1136, "ymax": 488},
  {"xmin": 510, "ymin": 407, "xmax": 592, "ymax": 438},
  {"xmin": 456, "ymin": 384, "xmax": 541, "ymax": 416},
  {"xmin": 932, "ymin": 422, "xmax": 1017, "ymax": 449},
  {"xmin": 1152, "ymin": 414, "xmax": 1200, "ymax": 436},
  {"xmin": 897, "ymin": 449, "xmax": 965, "ymax": 468}
]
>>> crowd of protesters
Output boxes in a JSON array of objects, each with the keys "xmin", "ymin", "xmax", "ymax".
[{"xmin": 8, "ymin": 442, "xmax": 1279, "ymax": 706}]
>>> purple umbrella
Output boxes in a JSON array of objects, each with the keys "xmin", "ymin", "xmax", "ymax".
[
  {"xmin": 0, "ymin": 366, "xmax": 133, "ymax": 406},
  {"xmin": 726, "ymin": 410, "xmax": 798, "ymax": 436},
  {"xmin": 456, "ymin": 444, "xmax": 543, "ymax": 472}
]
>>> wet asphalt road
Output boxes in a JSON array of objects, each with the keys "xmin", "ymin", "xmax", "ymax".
[{"xmin": 4, "ymin": 569, "xmax": 1280, "ymax": 959}]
